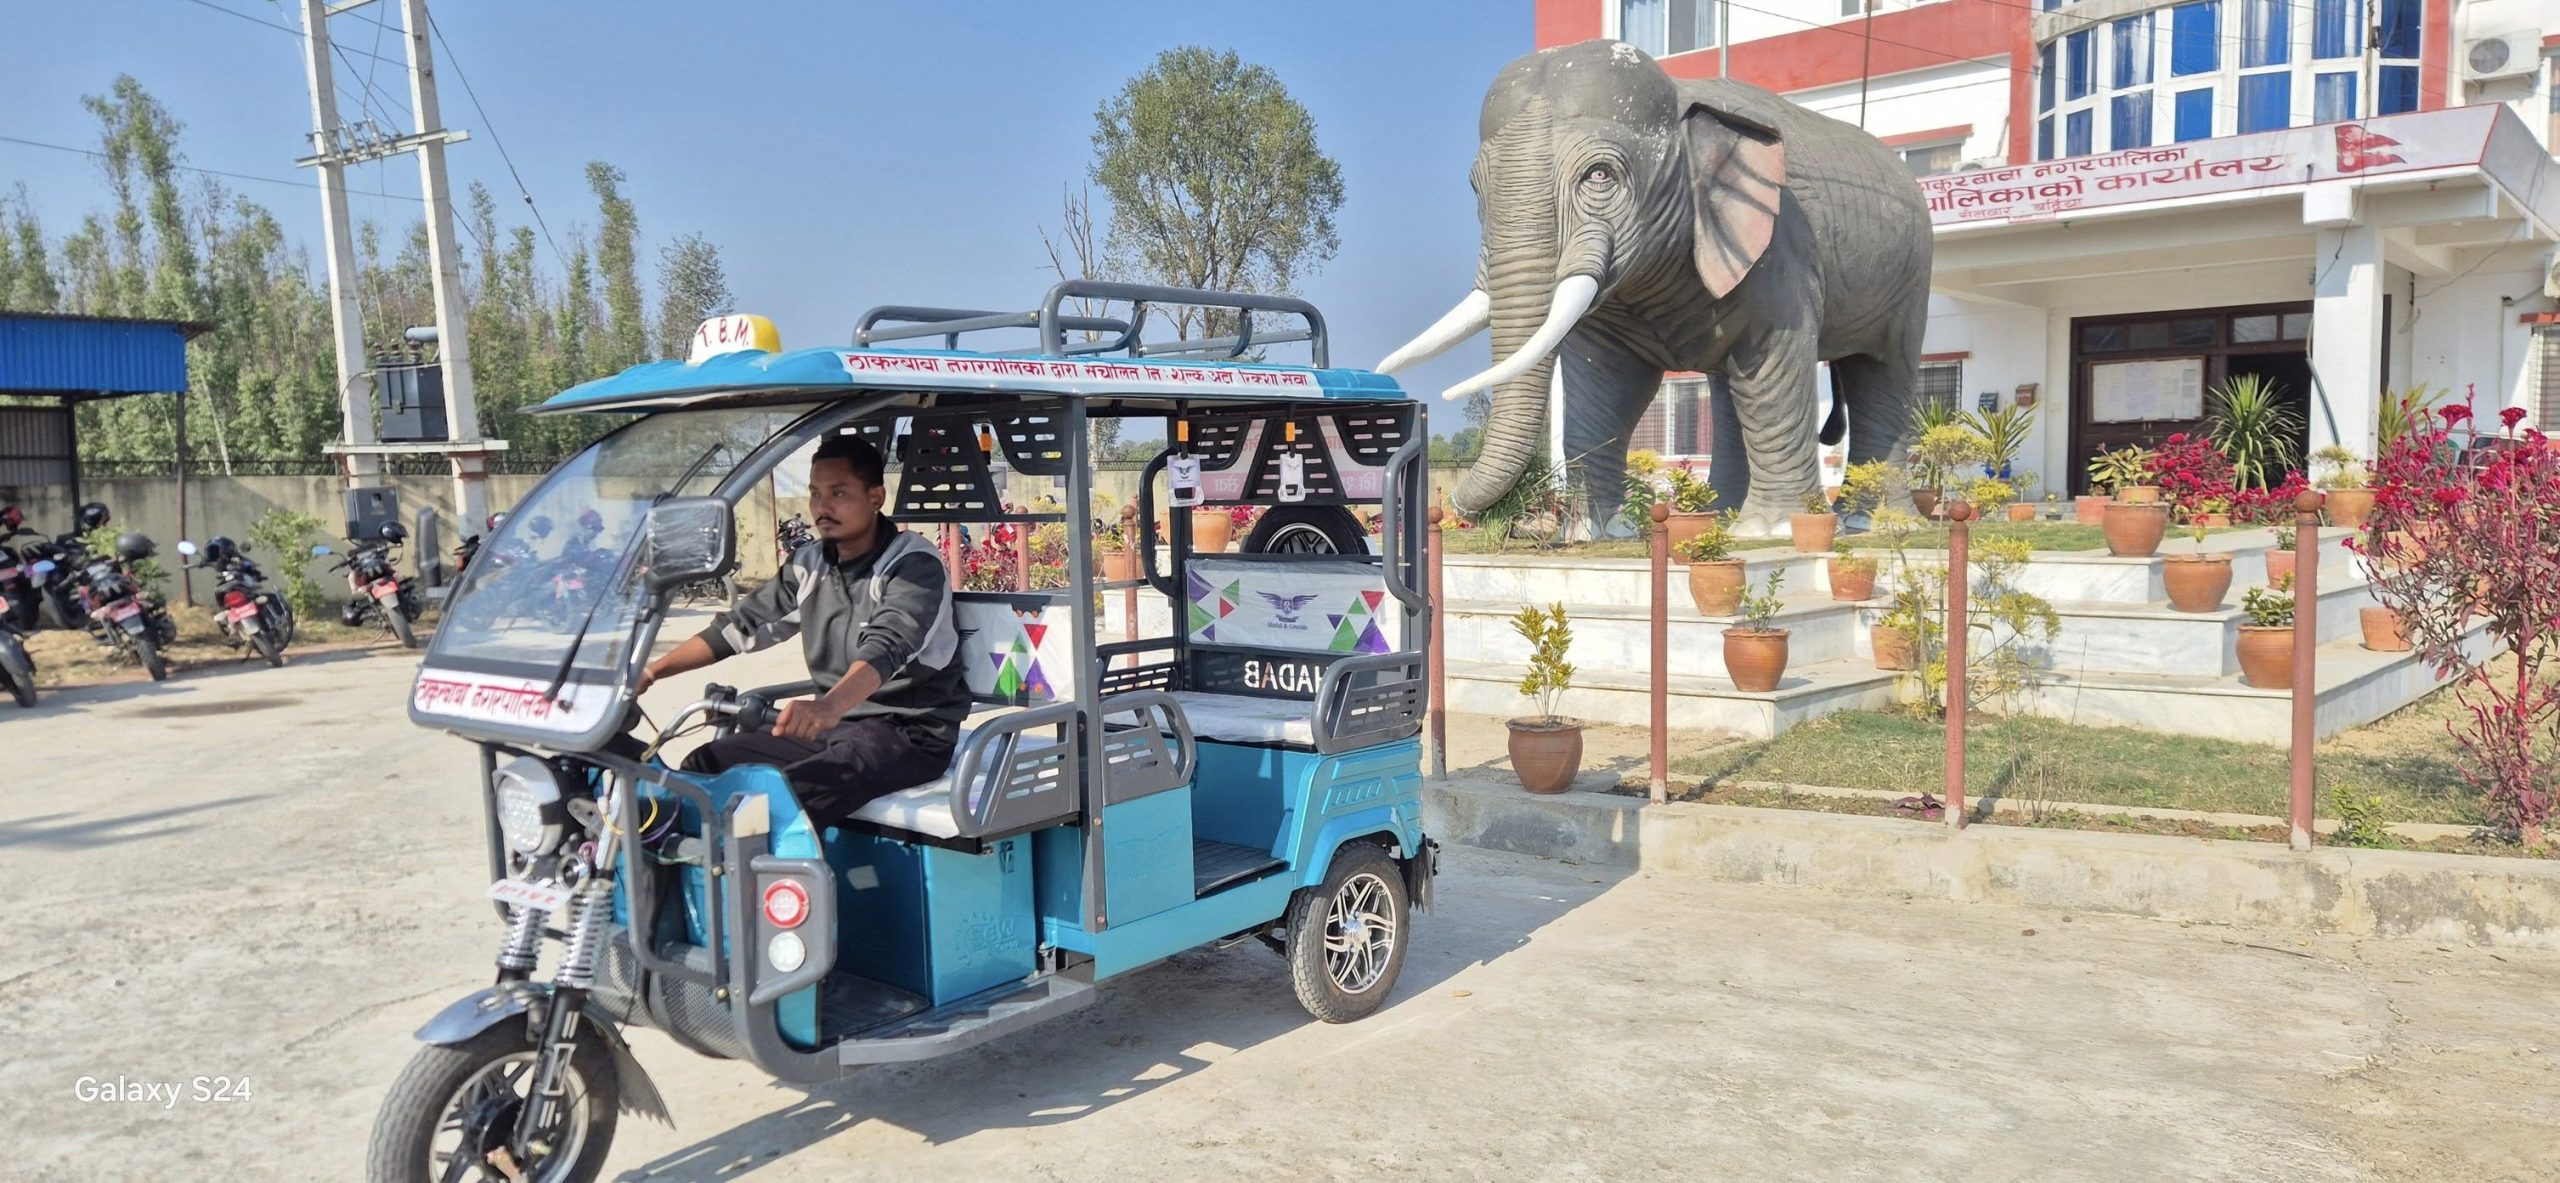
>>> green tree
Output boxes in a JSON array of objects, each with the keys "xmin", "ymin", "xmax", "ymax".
[
  {"xmin": 585, "ymin": 161, "xmax": 649, "ymax": 373},
  {"xmin": 651, "ymin": 232, "xmax": 732, "ymax": 359},
  {"xmin": 1088, "ymin": 47, "xmax": 1344, "ymax": 339}
]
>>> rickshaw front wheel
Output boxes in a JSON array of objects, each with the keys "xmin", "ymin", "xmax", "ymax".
[
  {"xmin": 1284, "ymin": 842, "xmax": 1411, "ymax": 1023},
  {"xmin": 367, "ymin": 1023, "xmax": 620, "ymax": 1183}
]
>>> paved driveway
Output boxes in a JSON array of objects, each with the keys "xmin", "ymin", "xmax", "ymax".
[{"xmin": 1, "ymin": 644, "xmax": 2552, "ymax": 1181}]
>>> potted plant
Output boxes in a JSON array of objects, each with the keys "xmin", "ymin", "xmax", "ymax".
[
  {"xmin": 2312, "ymin": 445, "xmax": 2375, "ymax": 528},
  {"xmin": 1660, "ymin": 468, "xmax": 1718, "ymax": 549},
  {"xmin": 1507, "ymin": 603, "xmax": 1582, "ymax": 795},
  {"xmin": 1677, "ymin": 515, "xmax": 1746, "ymax": 615},
  {"xmin": 1722, "ymin": 570, "xmax": 1791, "ymax": 692},
  {"xmin": 2102, "ymin": 496, "xmax": 2169, "ymax": 557},
  {"xmin": 2263, "ymin": 544, "xmax": 2298, "ymax": 587},
  {"xmin": 2204, "ymin": 374, "xmax": 2304, "ymax": 494},
  {"xmin": 2235, "ymin": 577, "xmax": 2295, "ymax": 689},
  {"xmin": 2089, "ymin": 444, "xmax": 2160, "ymax": 504},
  {"xmin": 2162, "ymin": 519, "xmax": 2233, "ymax": 613},
  {"xmin": 1827, "ymin": 537, "xmax": 1878, "ymax": 601},
  {"xmin": 1906, "ymin": 423, "xmax": 1990, "ymax": 518},
  {"xmin": 1964, "ymin": 475, "xmax": 2021, "ymax": 524},
  {"xmin": 1097, "ymin": 516, "xmax": 1139, "ymax": 582},
  {"xmin": 1191, "ymin": 506, "xmax": 1235, "ymax": 552},
  {"xmin": 1870, "ymin": 585, "xmax": 1928, "ymax": 671},
  {"xmin": 2184, "ymin": 496, "xmax": 2233, "ymax": 529},
  {"xmin": 2359, "ymin": 604, "xmax": 2411, "ymax": 652},
  {"xmin": 1789, "ymin": 486, "xmax": 1839, "ymax": 551}
]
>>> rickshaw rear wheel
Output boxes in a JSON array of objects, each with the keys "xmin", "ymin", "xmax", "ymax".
[
  {"xmin": 367, "ymin": 1023, "xmax": 620, "ymax": 1183},
  {"xmin": 1283, "ymin": 842, "xmax": 1410, "ymax": 1023},
  {"xmin": 1243, "ymin": 506, "xmax": 1368, "ymax": 555}
]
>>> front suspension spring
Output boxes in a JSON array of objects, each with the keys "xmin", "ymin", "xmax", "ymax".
[
  {"xmin": 495, "ymin": 903, "xmax": 544, "ymax": 976},
  {"xmin": 553, "ymin": 889, "xmax": 613, "ymax": 990}
]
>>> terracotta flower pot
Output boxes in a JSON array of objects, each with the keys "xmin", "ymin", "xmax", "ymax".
[
  {"xmin": 2075, "ymin": 494, "xmax": 2113, "ymax": 524},
  {"xmin": 1828, "ymin": 556, "xmax": 1878, "ymax": 601},
  {"xmin": 1100, "ymin": 548, "xmax": 1139, "ymax": 582},
  {"xmin": 2187, "ymin": 512, "xmax": 2232, "ymax": 528},
  {"xmin": 1723, "ymin": 628, "xmax": 1791, "ymax": 692},
  {"xmin": 1190, "ymin": 509, "xmax": 1233, "ymax": 553},
  {"xmin": 2263, "ymin": 547, "xmax": 2296, "ymax": 585},
  {"xmin": 2117, "ymin": 485, "xmax": 2164, "ymax": 504},
  {"xmin": 2326, "ymin": 488, "xmax": 2375, "ymax": 529},
  {"xmin": 1789, "ymin": 512, "xmax": 1839, "ymax": 552},
  {"xmin": 1687, "ymin": 559, "xmax": 1748, "ymax": 616},
  {"xmin": 1870, "ymin": 624, "xmax": 1917, "ymax": 671},
  {"xmin": 2005, "ymin": 503, "xmax": 2037, "ymax": 522},
  {"xmin": 1507, "ymin": 718, "xmax": 1584, "ymax": 795},
  {"xmin": 2102, "ymin": 502, "xmax": 2168, "ymax": 557},
  {"xmin": 2359, "ymin": 605, "xmax": 2411, "ymax": 652},
  {"xmin": 2235, "ymin": 624, "xmax": 2293, "ymax": 689},
  {"xmin": 1664, "ymin": 512, "xmax": 1715, "ymax": 551},
  {"xmin": 1910, "ymin": 489, "xmax": 1941, "ymax": 518},
  {"xmin": 2161, "ymin": 553, "xmax": 2233, "ymax": 613}
]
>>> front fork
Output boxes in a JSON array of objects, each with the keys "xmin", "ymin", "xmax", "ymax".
[{"xmin": 502, "ymin": 769, "xmax": 632, "ymax": 1149}]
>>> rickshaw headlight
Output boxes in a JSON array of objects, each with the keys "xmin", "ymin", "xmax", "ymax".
[{"xmin": 491, "ymin": 756, "xmax": 566, "ymax": 857}]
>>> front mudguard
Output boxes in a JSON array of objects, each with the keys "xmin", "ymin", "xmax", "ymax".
[
  {"xmin": 1400, "ymin": 837, "xmax": 1440, "ymax": 914},
  {"xmin": 416, "ymin": 983, "xmax": 673, "ymax": 1126}
]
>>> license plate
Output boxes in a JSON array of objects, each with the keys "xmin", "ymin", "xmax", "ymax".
[
  {"xmin": 228, "ymin": 604, "xmax": 261, "ymax": 623},
  {"xmin": 104, "ymin": 600, "xmax": 140, "ymax": 622},
  {"xmin": 372, "ymin": 580, "xmax": 401, "ymax": 599},
  {"xmin": 487, "ymin": 878, "xmax": 574, "ymax": 913}
]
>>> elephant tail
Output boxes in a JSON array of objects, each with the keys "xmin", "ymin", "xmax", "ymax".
[{"xmin": 1819, "ymin": 391, "xmax": 1847, "ymax": 446}]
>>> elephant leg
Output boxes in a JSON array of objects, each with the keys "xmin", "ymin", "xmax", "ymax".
[
  {"xmin": 1719, "ymin": 334, "xmax": 1824, "ymax": 539},
  {"xmin": 1830, "ymin": 352, "xmax": 1919, "ymax": 533},
  {"xmin": 1708, "ymin": 373, "xmax": 1749, "ymax": 516},
  {"xmin": 1557, "ymin": 336, "xmax": 1667, "ymax": 539}
]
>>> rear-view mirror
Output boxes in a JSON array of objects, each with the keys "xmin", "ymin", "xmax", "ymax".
[
  {"xmin": 642, "ymin": 497, "xmax": 734, "ymax": 596},
  {"xmin": 176, "ymin": 541, "xmax": 197, "ymax": 557},
  {"xmin": 312, "ymin": 544, "xmax": 333, "ymax": 557}
]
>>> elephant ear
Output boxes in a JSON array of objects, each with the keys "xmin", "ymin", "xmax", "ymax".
[{"xmin": 1684, "ymin": 100, "xmax": 1786, "ymax": 299}]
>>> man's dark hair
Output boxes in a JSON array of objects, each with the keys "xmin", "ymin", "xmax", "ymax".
[{"xmin": 813, "ymin": 433, "xmax": 886, "ymax": 487}]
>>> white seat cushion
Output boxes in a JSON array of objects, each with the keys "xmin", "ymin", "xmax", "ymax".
[
  {"xmin": 846, "ymin": 727, "xmax": 974, "ymax": 840},
  {"xmin": 1169, "ymin": 692, "xmax": 1315, "ymax": 747}
]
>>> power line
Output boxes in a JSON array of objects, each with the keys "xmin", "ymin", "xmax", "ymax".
[
  {"xmin": 170, "ymin": 0, "xmax": 399, "ymax": 65},
  {"xmin": 0, "ymin": 132, "xmax": 424, "ymax": 203},
  {"xmin": 426, "ymin": 9, "xmax": 573, "ymax": 272}
]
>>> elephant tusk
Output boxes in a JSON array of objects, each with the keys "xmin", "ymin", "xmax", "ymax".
[
  {"xmin": 1376, "ymin": 290, "xmax": 1491, "ymax": 374},
  {"xmin": 1438, "ymin": 275, "xmax": 1598, "ymax": 401}
]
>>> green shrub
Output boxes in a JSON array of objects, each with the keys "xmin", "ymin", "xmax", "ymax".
[{"xmin": 249, "ymin": 508, "xmax": 330, "ymax": 618}]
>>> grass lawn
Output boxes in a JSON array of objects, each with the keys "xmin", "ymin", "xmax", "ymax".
[{"xmin": 1668, "ymin": 660, "xmax": 2530, "ymax": 827}]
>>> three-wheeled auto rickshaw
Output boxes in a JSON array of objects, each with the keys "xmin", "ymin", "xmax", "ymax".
[{"xmin": 372, "ymin": 283, "xmax": 1438, "ymax": 1181}]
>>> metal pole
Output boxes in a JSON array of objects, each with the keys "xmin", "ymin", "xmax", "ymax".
[
  {"xmin": 1944, "ymin": 500, "xmax": 1974, "ymax": 829},
  {"xmin": 939, "ymin": 522, "xmax": 957, "ymax": 584},
  {"xmin": 2290, "ymin": 490, "xmax": 2323, "ymax": 851},
  {"xmin": 1427, "ymin": 506, "xmax": 1447, "ymax": 779},
  {"xmin": 1120, "ymin": 505, "xmax": 1139, "ymax": 666},
  {"xmin": 296, "ymin": 0, "xmax": 382, "ymax": 490},
  {"xmin": 395, "ymin": 0, "xmax": 490, "ymax": 531},
  {"xmin": 1857, "ymin": 0, "xmax": 1877, "ymax": 130},
  {"xmin": 1012, "ymin": 520, "xmax": 1031, "ymax": 590},
  {"xmin": 174, "ymin": 391, "xmax": 193, "ymax": 608},
  {"xmin": 1649, "ymin": 503, "xmax": 1670, "ymax": 803}
]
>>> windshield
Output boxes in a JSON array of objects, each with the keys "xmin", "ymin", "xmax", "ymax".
[{"xmin": 429, "ymin": 408, "xmax": 803, "ymax": 677}]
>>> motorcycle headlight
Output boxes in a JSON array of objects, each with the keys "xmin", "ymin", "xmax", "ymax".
[{"xmin": 492, "ymin": 756, "xmax": 566, "ymax": 857}]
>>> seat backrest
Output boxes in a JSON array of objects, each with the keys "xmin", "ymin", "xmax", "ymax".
[
  {"xmin": 951, "ymin": 591, "xmax": 1077, "ymax": 706},
  {"xmin": 1180, "ymin": 557, "xmax": 1406, "ymax": 701}
]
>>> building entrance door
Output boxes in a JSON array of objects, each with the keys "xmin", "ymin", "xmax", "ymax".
[{"xmin": 2068, "ymin": 303, "xmax": 2312, "ymax": 495}]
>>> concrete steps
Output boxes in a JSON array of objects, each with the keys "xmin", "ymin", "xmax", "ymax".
[{"xmin": 1444, "ymin": 655, "xmax": 1902, "ymax": 740}]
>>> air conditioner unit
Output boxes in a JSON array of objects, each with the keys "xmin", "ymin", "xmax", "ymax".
[{"xmin": 2461, "ymin": 32, "xmax": 2539, "ymax": 82}]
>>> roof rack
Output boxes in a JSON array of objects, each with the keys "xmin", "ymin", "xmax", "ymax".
[{"xmin": 854, "ymin": 280, "xmax": 1329, "ymax": 368}]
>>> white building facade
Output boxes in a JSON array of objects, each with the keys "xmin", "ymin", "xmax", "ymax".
[{"xmin": 1538, "ymin": 0, "xmax": 2560, "ymax": 489}]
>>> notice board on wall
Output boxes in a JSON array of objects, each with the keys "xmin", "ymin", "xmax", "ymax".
[{"xmin": 2090, "ymin": 357, "xmax": 2205, "ymax": 423}]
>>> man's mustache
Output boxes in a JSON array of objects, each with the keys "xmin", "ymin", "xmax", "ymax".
[{"xmin": 814, "ymin": 516, "xmax": 840, "ymax": 526}]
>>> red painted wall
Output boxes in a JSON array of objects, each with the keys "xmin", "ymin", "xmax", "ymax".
[{"xmin": 1533, "ymin": 0, "xmax": 1604, "ymax": 48}]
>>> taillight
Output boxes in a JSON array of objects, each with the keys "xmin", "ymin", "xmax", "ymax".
[
  {"xmin": 761, "ymin": 879, "xmax": 809, "ymax": 929},
  {"xmin": 222, "ymin": 589, "xmax": 251, "ymax": 609}
]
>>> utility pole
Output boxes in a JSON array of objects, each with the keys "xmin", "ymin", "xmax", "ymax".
[{"xmin": 297, "ymin": 0, "xmax": 505, "ymax": 543}]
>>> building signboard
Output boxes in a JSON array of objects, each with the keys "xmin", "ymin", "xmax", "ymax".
[{"xmin": 1922, "ymin": 106, "xmax": 2502, "ymax": 226}]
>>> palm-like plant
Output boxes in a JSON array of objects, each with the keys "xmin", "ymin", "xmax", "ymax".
[{"xmin": 2204, "ymin": 374, "xmax": 2303, "ymax": 490}]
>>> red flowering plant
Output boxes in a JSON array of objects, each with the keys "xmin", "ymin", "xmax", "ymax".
[
  {"xmin": 2144, "ymin": 433, "xmax": 2236, "ymax": 519},
  {"xmin": 2361, "ymin": 388, "xmax": 2560, "ymax": 843},
  {"xmin": 2228, "ymin": 469, "xmax": 2310, "ymax": 526}
]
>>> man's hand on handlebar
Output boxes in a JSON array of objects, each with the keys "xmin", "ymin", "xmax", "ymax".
[{"xmin": 771, "ymin": 694, "xmax": 851, "ymax": 742}]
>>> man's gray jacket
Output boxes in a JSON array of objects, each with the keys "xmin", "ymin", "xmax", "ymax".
[{"xmin": 696, "ymin": 521, "xmax": 970, "ymax": 731}]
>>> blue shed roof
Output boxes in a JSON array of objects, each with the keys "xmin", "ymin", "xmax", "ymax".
[{"xmin": 0, "ymin": 312, "xmax": 211, "ymax": 399}]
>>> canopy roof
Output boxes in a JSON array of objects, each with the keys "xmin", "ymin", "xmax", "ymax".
[
  {"xmin": 535, "ymin": 346, "xmax": 1410, "ymax": 415},
  {"xmin": 0, "ymin": 311, "xmax": 212, "ymax": 401}
]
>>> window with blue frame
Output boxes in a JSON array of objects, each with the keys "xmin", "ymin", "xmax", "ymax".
[
  {"xmin": 2378, "ymin": 0, "xmax": 2419, "ymax": 58},
  {"xmin": 2312, "ymin": 0, "xmax": 2360, "ymax": 58},
  {"xmin": 2065, "ymin": 109, "xmax": 2093, "ymax": 156},
  {"xmin": 2065, "ymin": 29, "xmax": 2094, "ymax": 101},
  {"xmin": 2038, "ymin": 116, "xmax": 2054, "ymax": 160},
  {"xmin": 2171, "ymin": 2, "xmax": 2220, "ymax": 76},
  {"xmin": 2314, "ymin": 71, "xmax": 2357, "ymax": 122},
  {"xmin": 2378, "ymin": 64, "xmax": 2418, "ymax": 114},
  {"xmin": 2239, "ymin": 70, "xmax": 2291, "ymax": 131},
  {"xmin": 2174, "ymin": 88, "xmax": 2215, "ymax": 140},
  {"xmin": 2111, "ymin": 93, "xmax": 2154, "ymax": 148},
  {"xmin": 2113, "ymin": 13, "xmax": 2155, "ymax": 89},
  {"xmin": 2243, "ymin": 0, "xmax": 2290, "ymax": 68},
  {"xmin": 2039, "ymin": 42, "xmax": 2056, "ymax": 112}
]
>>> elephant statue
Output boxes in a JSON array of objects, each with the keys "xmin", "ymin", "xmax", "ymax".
[{"xmin": 1379, "ymin": 39, "xmax": 1934, "ymax": 538}]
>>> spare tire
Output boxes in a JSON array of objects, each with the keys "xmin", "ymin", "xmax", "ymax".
[{"xmin": 1241, "ymin": 506, "xmax": 1368, "ymax": 556}]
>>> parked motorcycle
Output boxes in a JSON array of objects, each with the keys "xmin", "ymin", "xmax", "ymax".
[
  {"xmin": 452, "ymin": 511, "xmax": 506, "ymax": 579},
  {"xmin": 23, "ymin": 501, "xmax": 115, "ymax": 632},
  {"xmin": 0, "ymin": 524, "xmax": 37, "ymax": 706},
  {"xmin": 75, "ymin": 531, "xmax": 179, "ymax": 682},
  {"xmin": 324, "ymin": 522, "xmax": 423, "ymax": 648},
  {"xmin": 0, "ymin": 505, "xmax": 44, "ymax": 633},
  {"xmin": 178, "ymin": 537, "xmax": 296, "ymax": 668}
]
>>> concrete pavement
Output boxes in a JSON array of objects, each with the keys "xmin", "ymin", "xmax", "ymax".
[{"xmin": 1, "ymin": 645, "xmax": 2554, "ymax": 1181}]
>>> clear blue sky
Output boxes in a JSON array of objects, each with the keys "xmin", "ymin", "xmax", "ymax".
[{"xmin": 0, "ymin": 0, "xmax": 1527, "ymax": 406}]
